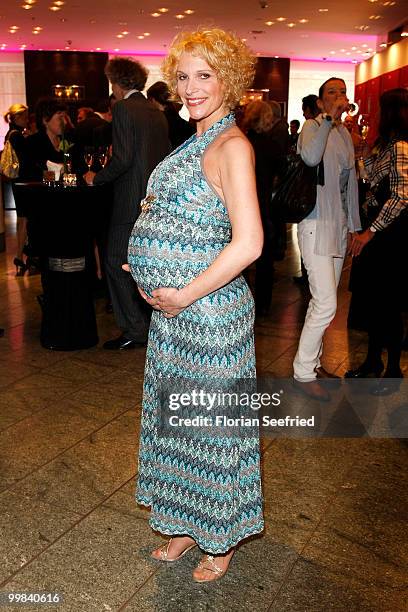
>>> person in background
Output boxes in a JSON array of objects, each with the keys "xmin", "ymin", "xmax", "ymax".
[
  {"xmin": 146, "ymin": 80, "xmax": 194, "ymax": 149},
  {"xmin": 242, "ymin": 100, "xmax": 283, "ymax": 316},
  {"xmin": 293, "ymin": 77, "xmax": 361, "ymax": 401},
  {"xmin": 302, "ymin": 94, "xmax": 320, "ymax": 121},
  {"xmin": 3, "ymin": 103, "xmax": 29, "ymax": 275},
  {"xmin": 346, "ymin": 88, "xmax": 408, "ymax": 395},
  {"xmin": 293, "ymin": 95, "xmax": 320, "ymax": 286},
  {"xmin": 84, "ymin": 57, "xmax": 170, "ymax": 350},
  {"xmin": 288, "ymin": 119, "xmax": 300, "ymax": 156},
  {"xmin": 268, "ymin": 100, "xmax": 289, "ymax": 262},
  {"xmin": 22, "ymin": 99, "xmax": 68, "ymax": 181},
  {"xmin": 93, "ymin": 94, "xmax": 116, "ymax": 149},
  {"xmin": 76, "ymin": 107, "xmax": 94, "ymax": 123}
]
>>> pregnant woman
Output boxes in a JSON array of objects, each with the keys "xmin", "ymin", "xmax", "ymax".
[{"xmin": 128, "ymin": 29, "xmax": 264, "ymax": 582}]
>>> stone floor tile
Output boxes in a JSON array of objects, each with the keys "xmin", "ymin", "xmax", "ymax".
[
  {"xmin": 8, "ymin": 410, "xmax": 139, "ymax": 515},
  {"xmin": 0, "ymin": 490, "xmax": 80, "ymax": 583},
  {"xmin": 4, "ymin": 508, "xmax": 160, "ymax": 612}
]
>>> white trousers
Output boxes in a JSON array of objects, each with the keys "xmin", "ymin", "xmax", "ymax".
[{"xmin": 293, "ymin": 219, "xmax": 347, "ymax": 382}]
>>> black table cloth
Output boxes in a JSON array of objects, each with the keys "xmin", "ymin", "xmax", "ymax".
[{"xmin": 14, "ymin": 182, "xmax": 107, "ymax": 350}]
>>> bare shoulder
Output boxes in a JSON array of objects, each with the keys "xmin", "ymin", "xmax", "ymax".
[{"xmin": 211, "ymin": 126, "xmax": 253, "ymax": 161}]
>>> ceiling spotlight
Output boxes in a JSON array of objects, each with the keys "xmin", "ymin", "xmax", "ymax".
[
  {"xmin": 287, "ymin": 22, "xmax": 296, "ymax": 27},
  {"xmin": 340, "ymin": 48, "xmax": 346, "ymax": 52},
  {"xmin": 158, "ymin": 7, "xmax": 169, "ymax": 12},
  {"xmin": 355, "ymin": 25, "xmax": 370, "ymax": 30},
  {"xmin": 352, "ymin": 60, "xmax": 358, "ymax": 64},
  {"xmin": 96, "ymin": 47, "xmax": 101, "ymax": 50},
  {"xmin": 49, "ymin": 6, "xmax": 61, "ymax": 11},
  {"xmin": 330, "ymin": 50, "xmax": 336, "ymax": 54},
  {"xmin": 184, "ymin": 9, "xmax": 194, "ymax": 14},
  {"xmin": 175, "ymin": 14, "xmax": 185, "ymax": 19},
  {"xmin": 351, "ymin": 46, "xmax": 357, "ymax": 50},
  {"xmin": 298, "ymin": 18, "xmax": 309, "ymax": 23},
  {"xmin": 116, "ymin": 34, "xmax": 124, "ymax": 38},
  {"xmin": 121, "ymin": 30, "xmax": 129, "ymax": 34},
  {"xmin": 265, "ymin": 21, "xmax": 274, "ymax": 26},
  {"xmin": 276, "ymin": 17, "xmax": 286, "ymax": 21},
  {"xmin": 274, "ymin": 55, "xmax": 279, "ymax": 58},
  {"xmin": 379, "ymin": 42, "xmax": 387, "ymax": 46},
  {"xmin": 241, "ymin": 38, "xmax": 247, "ymax": 41},
  {"xmin": 114, "ymin": 48, "xmax": 119, "ymax": 51},
  {"xmin": 137, "ymin": 35, "xmax": 144, "ymax": 39},
  {"xmin": 318, "ymin": 8, "xmax": 329, "ymax": 11},
  {"xmin": 151, "ymin": 12, "xmax": 160, "ymax": 17},
  {"xmin": 369, "ymin": 14, "xmax": 381, "ymax": 19},
  {"xmin": 22, "ymin": 4, "xmax": 34, "ymax": 9},
  {"xmin": 54, "ymin": 0, "xmax": 64, "ymax": 4},
  {"xmin": 20, "ymin": 44, "xmax": 27, "ymax": 48},
  {"xmin": 143, "ymin": 32, "xmax": 150, "ymax": 36}
]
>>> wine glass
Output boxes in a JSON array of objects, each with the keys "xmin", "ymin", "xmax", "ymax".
[
  {"xmin": 84, "ymin": 147, "xmax": 94, "ymax": 171},
  {"xmin": 98, "ymin": 147, "xmax": 109, "ymax": 169}
]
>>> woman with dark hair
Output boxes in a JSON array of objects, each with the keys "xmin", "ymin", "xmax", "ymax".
[
  {"xmin": 146, "ymin": 80, "xmax": 194, "ymax": 149},
  {"xmin": 293, "ymin": 77, "xmax": 361, "ymax": 401},
  {"xmin": 3, "ymin": 103, "xmax": 29, "ymax": 274},
  {"xmin": 22, "ymin": 98, "xmax": 69, "ymax": 181},
  {"xmin": 346, "ymin": 88, "xmax": 408, "ymax": 393}
]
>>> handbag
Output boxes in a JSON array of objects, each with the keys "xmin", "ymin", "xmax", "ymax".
[
  {"xmin": 271, "ymin": 154, "xmax": 324, "ymax": 224},
  {"xmin": 0, "ymin": 131, "xmax": 20, "ymax": 179}
]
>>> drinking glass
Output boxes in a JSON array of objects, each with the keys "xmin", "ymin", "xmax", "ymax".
[
  {"xmin": 98, "ymin": 148, "xmax": 109, "ymax": 168},
  {"xmin": 84, "ymin": 147, "xmax": 94, "ymax": 171}
]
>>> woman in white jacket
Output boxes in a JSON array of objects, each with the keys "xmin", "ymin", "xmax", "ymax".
[{"xmin": 293, "ymin": 77, "xmax": 361, "ymax": 401}]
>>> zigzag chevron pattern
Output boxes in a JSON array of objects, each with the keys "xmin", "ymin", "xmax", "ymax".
[{"xmin": 128, "ymin": 114, "xmax": 264, "ymax": 554}]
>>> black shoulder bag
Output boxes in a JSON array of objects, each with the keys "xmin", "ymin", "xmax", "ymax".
[{"xmin": 271, "ymin": 154, "xmax": 325, "ymax": 224}]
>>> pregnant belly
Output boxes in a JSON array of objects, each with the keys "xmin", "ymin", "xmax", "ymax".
[{"xmin": 128, "ymin": 212, "xmax": 211, "ymax": 296}]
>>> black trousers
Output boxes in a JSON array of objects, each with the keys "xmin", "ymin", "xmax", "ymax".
[
  {"xmin": 349, "ymin": 213, "xmax": 408, "ymax": 371},
  {"xmin": 105, "ymin": 222, "xmax": 150, "ymax": 342}
]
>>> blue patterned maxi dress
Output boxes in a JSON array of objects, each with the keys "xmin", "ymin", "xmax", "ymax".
[{"xmin": 128, "ymin": 113, "xmax": 264, "ymax": 554}]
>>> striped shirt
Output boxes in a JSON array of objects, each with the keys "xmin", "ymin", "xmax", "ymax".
[{"xmin": 364, "ymin": 139, "xmax": 408, "ymax": 231}]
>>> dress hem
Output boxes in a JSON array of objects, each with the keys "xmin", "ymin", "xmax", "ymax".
[{"xmin": 137, "ymin": 499, "xmax": 264, "ymax": 555}]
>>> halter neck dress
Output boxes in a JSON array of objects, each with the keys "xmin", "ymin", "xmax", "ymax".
[{"xmin": 128, "ymin": 113, "xmax": 264, "ymax": 553}]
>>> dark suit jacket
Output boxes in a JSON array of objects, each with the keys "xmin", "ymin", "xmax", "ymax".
[
  {"xmin": 94, "ymin": 92, "xmax": 170, "ymax": 225},
  {"xmin": 74, "ymin": 113, "xmax": 107, "ymax": 148}
]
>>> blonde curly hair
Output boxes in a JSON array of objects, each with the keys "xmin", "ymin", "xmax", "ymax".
[{"xmin": 162, "ymin": 28, "xmax": 256, "ymax": 110}]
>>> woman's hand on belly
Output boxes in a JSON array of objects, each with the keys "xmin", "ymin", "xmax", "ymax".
[{"xmin": 138, "ymin": 286, "xmax": 190, "ymax": 318}]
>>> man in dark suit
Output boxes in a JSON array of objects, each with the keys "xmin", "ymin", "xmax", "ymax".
[{"xmin": 84, "ymin": 57, "xmax": 170, "ymax": 349}]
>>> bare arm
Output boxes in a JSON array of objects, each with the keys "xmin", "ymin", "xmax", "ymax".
[{"xmin": 144, "ymin": 133, "xmax": 263, "ymax": 316}]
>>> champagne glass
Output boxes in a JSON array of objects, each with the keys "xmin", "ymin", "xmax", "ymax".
[
  {"xmin": 98, "ymin": 147, "xmax": 109, "ymax": 169},
  {"xmin": 84, "ymin": 147, "xmax": 94, "ymax": 171}
]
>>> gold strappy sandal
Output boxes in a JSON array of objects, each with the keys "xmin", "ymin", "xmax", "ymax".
[
  {"xmin": 151, "ymin": 538, "xmax": 196, "ymax": 562},
  {"xmin": 192, "ymin": 554, "xmax": 232, "ymax": 583}
]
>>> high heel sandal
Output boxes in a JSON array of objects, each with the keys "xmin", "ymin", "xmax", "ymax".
[
  {"xmin": 151, "ymin": 538, "xmax": 197, "ymax": 562},
  {"xmin": 192, "ymin": 552, "xmax": 235, "ymax": 583},
  {"xmin": 13, "ymin": 257, "xmax": 28, "ymax": 276}
]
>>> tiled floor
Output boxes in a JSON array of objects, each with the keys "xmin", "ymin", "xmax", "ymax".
[{"xmin": 0, "ymin": 211, "xmax": 407, "ymax": 611}]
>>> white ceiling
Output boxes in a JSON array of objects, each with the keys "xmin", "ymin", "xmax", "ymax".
[{"xmin": 0, "ymin": 0, "xmax": 406, "ymax": 63}]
